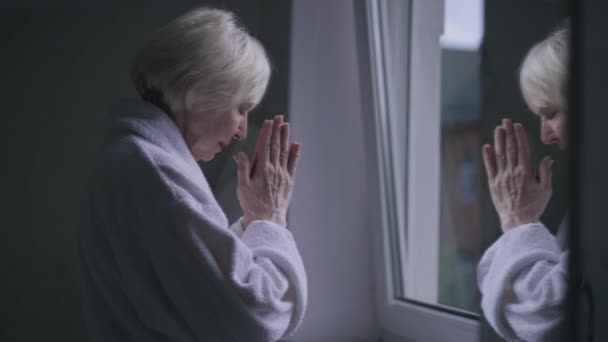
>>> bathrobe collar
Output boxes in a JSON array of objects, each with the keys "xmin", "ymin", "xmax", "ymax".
[{"xmin": 109, "ymin": 98, "xmax": 195, "ymax": 166}]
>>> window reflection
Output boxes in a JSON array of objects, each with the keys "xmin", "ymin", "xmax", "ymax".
[{"xmin": 437, "ymin": 0, "xmax": 484, "ymax": 313}]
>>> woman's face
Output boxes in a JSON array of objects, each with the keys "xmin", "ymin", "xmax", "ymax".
[
  {"xmin": 537, "ymin": 105, "xmax": 568, "ymax": 151},
  {"xmin": 177, "ymin": 103, "xmax": 253, "ymax": 161}
]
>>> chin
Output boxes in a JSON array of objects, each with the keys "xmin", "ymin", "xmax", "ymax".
[
  {"xmin": 196, "ymin": 152, "xmax": 215, "ymax": 162},
  {"xmin": 190, "ymin": 148, "xmax": 215, "ymax": 162}
]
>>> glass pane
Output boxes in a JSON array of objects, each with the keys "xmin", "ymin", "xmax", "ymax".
[
  {"xmin": 437, "ymin": 0, "xmax": 484, "ymax": 313},
  {"xmin": 372, "ymin": 0, "xmax": 484, "ymax": 315},
  {"xmin": 372, "ymin": 1, "xmax": 570, "ymax": 339}
]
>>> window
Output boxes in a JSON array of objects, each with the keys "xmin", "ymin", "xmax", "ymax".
[
  {"xmin": 361, "ymin": 0, "xmax": 483, "ymax": 339},
  {"xmin": 437, "ymin": 0, "xmax": 484, "ymax": 314}
]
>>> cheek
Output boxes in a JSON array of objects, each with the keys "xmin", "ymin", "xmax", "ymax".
[
  {"xmin": 224, "ymin": 116, "xmax": 241, "ymax": 134},
  {"xmin": 556, "ymin": 119, "xmax": 567, "ymax": 138},
  {"xmin": 543, "ymin": 120, "xmax": 559, "ymax": 134}
]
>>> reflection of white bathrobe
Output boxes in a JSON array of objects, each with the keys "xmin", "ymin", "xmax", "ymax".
[
  {"xmin": 79, "ymin": 99, "xmax": 307, "ymax": 342},
  {"xmin": 478, "ymin": 218, "xmax": 568, "ymax": 342}
]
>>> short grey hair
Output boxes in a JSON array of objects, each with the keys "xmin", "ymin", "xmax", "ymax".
[
  {"xmin": 131, "ymin": 7, "xmax": 271, "ymax": 114},
  {"xmin": 519, "ymin": 23, "xmax": 569, "ymax": 113}
]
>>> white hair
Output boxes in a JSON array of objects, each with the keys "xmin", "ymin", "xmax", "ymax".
[
  {"xmin": 131, "ymin": 7, "xmax": 271, "ymax": 115},
  {"xmin": 519, "ymin": 24, "xmax": 569, "ymax": 114}
]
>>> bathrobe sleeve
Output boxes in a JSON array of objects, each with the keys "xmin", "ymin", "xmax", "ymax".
[
  {"xmin": 229, "ymin": 218, "xmax": 246, "ymax": 238},
  {"xmin": 477, "ymin": 223, "xmax": 567, "ymax": 342},
  {"xmin": 101, "ymin": 140, "xmax": 307, "ymax": 342}
]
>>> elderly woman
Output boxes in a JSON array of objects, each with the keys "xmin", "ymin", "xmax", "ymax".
[
  {"xmin": 79, "ymin": 8, "xmax": 306, "ymax": 342},
  {"xmin": 477, "ymin": 26, "xmax": 569, "ymax": 341}
]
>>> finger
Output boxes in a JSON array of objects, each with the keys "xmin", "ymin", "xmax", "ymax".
[
  {"xmin": 514, "ymin": 123, "xmax": 533, "ymax": 176},
  {"xmin": 258, "ymin": 120, "xmax": 273, "ymax": 171},
  {"xmin": 494, "ymin": 126, "xmax": 507, "ymax": 171},
  {"xmin": 503, "ymin": 119, "xmax": 518, "ymax": 168},
  {"xmin": 482, "ymin": 144, "xmax": 497, "ymax": 179},
  {"xmin": 234, "ymin": 152, "xmax": 251, "ymax": 187},
  {"xmin": 270, "ymin": 116, "xmax": 283, "ymax": 164},
  {"xmin": 249, "ymin": 156, "xmax": 257, "ymax": 178},
  {"xmin": 538, "ymin": 156, "xmax": 554, "ymax": 191},
  {"xmin": 253, "ymin": 120, "xmax": 270, "ymax": 164},
  {"xmin": 279, "ymin": 123, "xmax": 290, "ymax": 167},
  {"xmin": 287, "ymin": 142, "xmax": 301, "ymax": 177}
]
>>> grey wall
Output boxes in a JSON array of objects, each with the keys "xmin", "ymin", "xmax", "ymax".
[
  {"xmin": 0, "ymin": 2, "xmax": 291, "ymax": 341},
  {"xmin": 288, "ymin": 1, "xmax": 380, "ymax": 341}
]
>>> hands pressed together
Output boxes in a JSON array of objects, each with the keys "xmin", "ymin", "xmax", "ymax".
[
  {"xmin": 482, "ymin": 119, "xmax": 553, "ymax": 233},
  {"xmin": 234, "ymin": 116, "xmax": 301, "ymax": 228},
  {"xmin": 235, "ymin": 115, "xmax": 552, "ymax": 233}
]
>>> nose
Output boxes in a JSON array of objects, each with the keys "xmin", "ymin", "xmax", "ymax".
[
  {"xmin": 234, "ymin": 117, "xmax": 248, "ymax": 141},
  {"xmin": 540, "ymin": 122, "xmax": 558, "ymax": 145}
]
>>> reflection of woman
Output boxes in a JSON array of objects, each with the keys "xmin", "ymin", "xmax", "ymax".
[
  {"xmin": 477, "ymin": 26, "xmax": 569, "ymax": 341},
  {"xmin": 79, "ymin": 8, "xmax": 306, "ymax": 341}
]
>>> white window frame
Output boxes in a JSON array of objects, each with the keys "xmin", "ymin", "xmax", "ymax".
[{"xmin": 363, "ymin": 0, "xmax": 481, "ymax": 340}]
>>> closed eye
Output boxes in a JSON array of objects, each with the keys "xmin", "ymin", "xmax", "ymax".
[
  {"xmin": 539, "ymin": 107, "xmax": 558, "ymax": 119},
  {"xmin": 543, "ymin": 111, "xmax": 557, "ymax": 120},
  {"xmin": 239, "ymin": 102, "xmax": 254, "ymax": 116}
]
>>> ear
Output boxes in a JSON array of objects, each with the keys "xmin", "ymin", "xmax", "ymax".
[
  {"xmin": 184, "ymin": 85, "xmax": 204, "ymax": 113},
  {"xmin": 184, "ymin": 83, "xmax": 222, "ymax": 114}
]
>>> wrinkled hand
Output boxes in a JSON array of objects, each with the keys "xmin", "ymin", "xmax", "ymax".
[
  {"xmin": 233, "ymin": 116, "xmax": 301, "ymax": 228},
  {"xmin": 482, "ymin": 119, "xmax": 553, "ymax": 232}
]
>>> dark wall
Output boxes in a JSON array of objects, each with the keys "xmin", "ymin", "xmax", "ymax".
[
  {"xmin": 574, "ymin": 1, "xmax": 608, "ymax": 340},
  {"xmin": 0, "ymin": 2, "xmax": 291, "ymax": 341},
  {"xmin": 481, "ymin": 0, "xmax": 568, "ymax": 340}
]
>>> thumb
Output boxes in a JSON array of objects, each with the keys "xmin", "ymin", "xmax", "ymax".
[
  {"xmin": 538, "ymin": 156, "xmax": 553, "ymax": 191},
  {"xmin": 234, "ymin": 152, "xmax": 250, "ymax": 187}
]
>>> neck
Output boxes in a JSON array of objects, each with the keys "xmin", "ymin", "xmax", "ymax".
[{"xmin": 141, "ymin": 87, "xmax": 174, "ymax": 121}]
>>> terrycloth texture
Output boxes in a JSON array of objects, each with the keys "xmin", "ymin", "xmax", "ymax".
[
  {"xmin": 79, "ymin": 99, "xmax": 307, "ymax": 342},
  {"xmin": 478, "ymin": 222, "xmax": 568, "ymax": 342}
]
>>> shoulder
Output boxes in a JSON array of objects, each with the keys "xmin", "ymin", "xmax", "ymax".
[
  {"xmin": 97, "ymin": 132, "xmax": 213, "ymax": 207},
  {"xmin": 102, "ymin": 134, "xmax": 157, "ymax": 177},
  {"xmin": 91, "ymin": 134, "xmax": 180, "ymax": 201}
]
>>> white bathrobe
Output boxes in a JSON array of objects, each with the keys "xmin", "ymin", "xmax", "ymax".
[
  {"xmin": 79, "ymin": 99, "xmax": 307, "ymax": 342},
  {"xmin": 478, "ymin": 218, "xmax": 568, "ymax": 342}
]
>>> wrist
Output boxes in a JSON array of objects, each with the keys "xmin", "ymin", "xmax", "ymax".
[
  {"xmin": 241, "ymin": 217, "xmax": 252, "ymax": 229},
  {"xmin": 499, "ymin": 215, "xmax": 537, "ymax": 232},
  {"xmin": 272, "ymin": 215, "xmax": 287, "ymax": 227},
  {"xmin": 242, "ymin": 213, "xmax": 287, "ymax": 227}
]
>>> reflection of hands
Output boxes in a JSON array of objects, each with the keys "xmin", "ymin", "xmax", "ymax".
[
  {"xmin": 234, "ymin": 116, "xmax": 301, "ymax": 228},
  {"xmin": 482, "ymin": 119, "xmax": 553, "ymax": 233}
]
